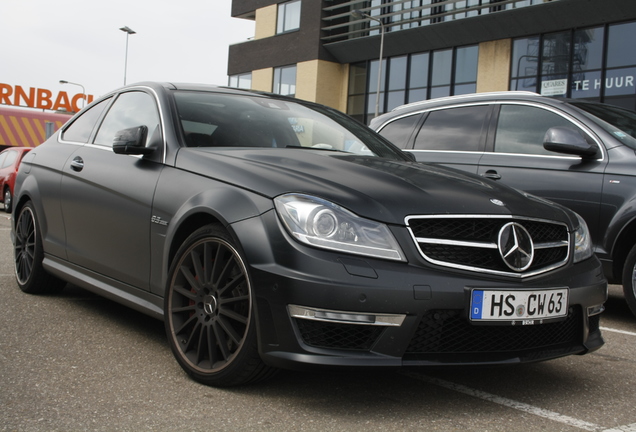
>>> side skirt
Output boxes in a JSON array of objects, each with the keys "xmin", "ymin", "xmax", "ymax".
[{"xmin": 43, "ymin": 254, "xmax": 165, "ymax": 320}]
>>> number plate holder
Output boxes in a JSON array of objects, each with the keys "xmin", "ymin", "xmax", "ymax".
[{"xmin": 470, "ymin": 288, "xmax": 569, "ymax": 325}]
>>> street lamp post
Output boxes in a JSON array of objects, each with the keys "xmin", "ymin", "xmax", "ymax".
[
  {"xmin": 119, "ymin": 26, "xmax": 136, "ymax": 85},
  {"xmin": 351, "ymin": 9, "xmax": 385, "ymax": 119},
  {"xmin": 59, "ymin": 80, "xmax": 86, "ymax": 109}
]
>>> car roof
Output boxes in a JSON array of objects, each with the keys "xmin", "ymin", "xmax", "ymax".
[
  {"xmin": 368, "ymin": 91, "xmax": 577, "ymax": 128},
  {"xmin": 391, "ymin": 91, "xmax": 548, "ymax": 112}
]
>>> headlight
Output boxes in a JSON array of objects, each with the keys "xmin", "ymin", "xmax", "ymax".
[
  {"xmin": 573, "ymin": 212, "xmax": 593, "ymax": 263},
  {"xmin": 274, "ymin": 193, "xmax": 405, "ymax": 261}
]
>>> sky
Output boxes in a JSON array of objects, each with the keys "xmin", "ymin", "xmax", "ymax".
[{"xmin": 0, "ymin": 0, "xmax": 255, "ymax": 101}]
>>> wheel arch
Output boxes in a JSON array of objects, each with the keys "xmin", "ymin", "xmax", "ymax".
[
  {"xmin": 157, "ymin": 186, "xmax": 274, "ymax": 296},
  {"xmin": 610, "ymin": 216, "xmax": 636, "ymax": 284},
  {"xmin": 12, "ymin": 173, "xmax": 42, "ymax": 228},
  {"xmin": 167, "ymin": 211, "xmax": 226, "ymax": 269}
]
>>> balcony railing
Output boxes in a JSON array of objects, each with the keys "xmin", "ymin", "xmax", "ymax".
[{"xmin": 322, "ymin": 0, "xmax": 557, "ymax": 42}]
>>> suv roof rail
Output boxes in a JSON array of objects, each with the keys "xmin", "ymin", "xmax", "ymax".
[{"xmin": 391, "ymin": 91, "xmax": 542, "ymax": 112}]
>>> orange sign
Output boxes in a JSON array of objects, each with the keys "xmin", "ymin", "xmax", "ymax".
[{"xmin": 0, "ymin": 83, "xmax": 95, "ymax": 114}]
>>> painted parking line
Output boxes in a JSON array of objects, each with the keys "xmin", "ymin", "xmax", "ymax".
[
  {"xmin": 402, "ymin": 372, "xmax": 600, "ymax": 431},
  {"xmin": 401, "ymin": 372, "xmax": 635, "ymax": 432},
  {"xmin": 601, "ymin": 327, "xmax": 636, "ymax": 337},
  {"xmin": 603, "ymin": 424, "xmax": 636, "ymax": 432}
]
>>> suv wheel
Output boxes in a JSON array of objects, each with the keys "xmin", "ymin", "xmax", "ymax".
[{"xmin": 622, "ymin": 244, "xmax": 636, "ymax": 317}]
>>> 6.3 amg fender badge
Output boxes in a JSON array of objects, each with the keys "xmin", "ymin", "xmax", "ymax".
[
  {"xmin": 151, "ymin": 215, "xmax": 169, "ymax": 226},
  {"xmin": 498, "ymin": 222, "xmax": 534, "ymax": 272}
]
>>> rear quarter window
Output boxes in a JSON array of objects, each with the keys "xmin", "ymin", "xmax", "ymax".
[{"xmin": 413, "ymin": 105, "xmax": 490, "ymax": 151}]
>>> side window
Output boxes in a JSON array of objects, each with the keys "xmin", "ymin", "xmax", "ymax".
[
  {"xmin": 1, "ymin": 150, "xmax": 17, "ymax": 168},
  {"xmin": 413, "ymin": 105, "xmax": 490, "ymax": 151},
  {"xmin": 378, "ymin": 114, "xmax": 421, "ymax": 148},
  {"xmin": 495, "ymin": 105, "xmax": 585, "ymax": 155},
  {"xmin": 94, "ymin": 92, "xmax": 160, "ymax": 148},
  {"xmin": 61, "ymin": 98, "xmax": 111, "ymax": 143}
]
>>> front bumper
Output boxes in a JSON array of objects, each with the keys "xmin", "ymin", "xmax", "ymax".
[{"xmin": 233, "ymin": 211, "xmax": 607, "ymax": 370}]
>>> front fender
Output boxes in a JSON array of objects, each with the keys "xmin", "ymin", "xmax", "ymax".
[{"xmin": 148, "ymin": 167, "xmax": 273, "ymax": 296}]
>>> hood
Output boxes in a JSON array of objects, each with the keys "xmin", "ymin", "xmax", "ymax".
[{"xmin": 176, "ymin": 148, "xmax": 570, "ymax": 226}]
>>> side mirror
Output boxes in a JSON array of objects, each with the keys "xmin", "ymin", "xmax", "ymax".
[
  {"xmin": 113, "ymin": 126, "xmax": 154, "ymax": 155},
  {"xmin": 543, "ymin": 126, "xmax": 598, "ymax": 158}
]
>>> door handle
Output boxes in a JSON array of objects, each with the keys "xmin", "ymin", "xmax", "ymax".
[
  {"xmin": 70, "ymin": 156, "xmax": 84, "ymax": 172},
  {"xmin": 481, "ymin": 170, "xmax": 501, "ymax": 180}
]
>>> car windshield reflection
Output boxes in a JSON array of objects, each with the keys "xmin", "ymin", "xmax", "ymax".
[{"xmin": 173, "ymin": 91, "xmax": 390, "ymax": 157}]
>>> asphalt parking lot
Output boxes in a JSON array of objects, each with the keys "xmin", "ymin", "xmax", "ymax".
[{"xmin": 1, "ymin": 212, "xmax": 635, "ymax": 432}]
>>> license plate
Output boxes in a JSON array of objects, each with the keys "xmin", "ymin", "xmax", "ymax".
[{"xmin": 470, "ymin": 288, "xmax": 569, "ymax": 323}]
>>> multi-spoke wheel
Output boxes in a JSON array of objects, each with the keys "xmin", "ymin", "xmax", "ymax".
[
  {"xmin": 165, "ymin": 224, "xmax": 274, "ymax": 386},
  {"xmin": 14, "ymin": 201, "xmax": 65, "ymax": 294},
  {"xmin": 623, "ymin": 244, "xmax": 636, "ymax": 317}
]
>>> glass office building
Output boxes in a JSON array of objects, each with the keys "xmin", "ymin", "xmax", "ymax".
[{"xmin": 229, "ymin": 0, "xmax": 636, "ymax": 123}]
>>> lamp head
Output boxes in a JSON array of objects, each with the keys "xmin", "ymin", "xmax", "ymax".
[
  {"xmin": 351, "ymin": 10, "xmax": 366, "ymax": 19},
  {"xmin": 119, "ymin": 26, "xmax": 136, "ymax": 35}
]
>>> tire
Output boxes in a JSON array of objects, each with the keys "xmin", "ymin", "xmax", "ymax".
[
  {"xmin": 4, "ymin": 188, "xmax": 12, "ymax": 213},
  {"xmin": 623, "ymin": 244, "xmax": 636, "ymax": 317},
  {"xmin": 14, "ymin": 202, "xmax": 65, "ymax": 294},
  {"xmin": 164, "ymin": 224, "xmax": 275, "ymax": 387}
]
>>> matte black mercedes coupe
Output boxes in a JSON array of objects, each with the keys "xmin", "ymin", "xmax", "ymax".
[{"xmin": 12, "ymin": 82, "xmax": 607, "ymax": 387}]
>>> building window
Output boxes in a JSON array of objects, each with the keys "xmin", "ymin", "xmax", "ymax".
[
  {"xmin": 273, "ymin": 65, "xmax": 297, "ymax": 96},
  {"xmin": 228, "ymin": 73, "xmax": 252, "ymax": 90},
  {"xmin": 347, "ymin": 45, "xmax": 478, "ymax": 124},
  {"xmin": 511, "ymin": 22, "xmax": 636, "ymax": 110},
  {"xmin": 347, "ymin": 63, "xmax": 368, "ymax": 124},
  {"xmin": 277, "ymin": 0, "xmax": 301, "ymax": 34},
  {"xmin": 430, "ymin": 49, "xmax": 453, "ymax": 98},
  {"xmin": 454, "ymin": 45, "xmax": 479, "ymax": 95}
]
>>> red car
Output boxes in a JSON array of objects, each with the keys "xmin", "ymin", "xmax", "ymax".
[{"xmin": 0, "ymin": 147, "xmax": 31, "ymax": 212}]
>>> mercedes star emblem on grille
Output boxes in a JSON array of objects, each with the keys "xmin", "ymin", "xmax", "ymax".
[{"xmin": 498, "ymin": 222, "xmax": 534, "ymax": 271}]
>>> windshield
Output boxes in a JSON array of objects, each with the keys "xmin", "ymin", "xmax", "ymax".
[
  {"xmin": 173, "ymin": 91, "xmax": 408, "ymax": 160},
  {"xmin": 570, "ymin": 101, "xmax": 636, "ymax": 150}
]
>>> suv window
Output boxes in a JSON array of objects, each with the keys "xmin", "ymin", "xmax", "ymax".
[
  {"xmin": 494, "ymin": 104, "xmax": 580, "ymax": 155},
  {"xmin": 413, "ymin": 105, "xmax": 489, "ymax": 151},
  {"xmin": 94, "ymin": 92, "xmax": 160, "ymax": 148},
  {"xmin": 377, "ymin": 114, "xmax": 420, "ymax": 148}
]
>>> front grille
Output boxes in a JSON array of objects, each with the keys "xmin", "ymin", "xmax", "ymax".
[
  {"xmin": 406, "ymin": 215, "xmax": 570, "ymax": 277},
  {"xmin": 295, "ymin": 319, "xmax": 385, "ymax": 351},
  {"xmin": 405, "ymin": 307, "xmax": 582, "ymax": 356}
]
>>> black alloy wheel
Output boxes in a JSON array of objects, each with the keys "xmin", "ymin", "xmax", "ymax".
[
  {"xmin": 14, "ymin": 201, "xmax": 65, "ymax": 294},
  {"xmin": 165, "ymin": 224, "xmax": 274, "ymax": 387}
]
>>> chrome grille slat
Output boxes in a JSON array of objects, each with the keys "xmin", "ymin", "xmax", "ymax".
[{"xmin": 406, "ymin": 215, "xmax": 570, "ymax": 278}]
